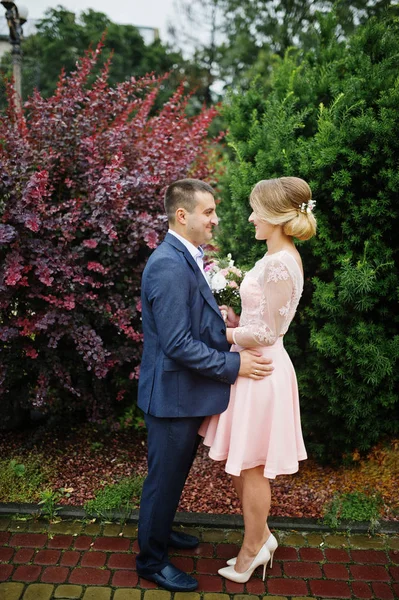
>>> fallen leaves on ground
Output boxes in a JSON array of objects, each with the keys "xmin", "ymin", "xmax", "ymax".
[{"xmin": 0, "ymin": 425, "xmax": 397, "ymax": 521}]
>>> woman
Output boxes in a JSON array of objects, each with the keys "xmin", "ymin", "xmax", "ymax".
[{"xmin": 200, "ymin": 177, "xmax": 317, "ymax": 583}]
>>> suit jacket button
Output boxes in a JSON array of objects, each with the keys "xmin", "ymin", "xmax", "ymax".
[{"xmin": 221, "ymin": 329, "xmax": 226, "ymax": 334}]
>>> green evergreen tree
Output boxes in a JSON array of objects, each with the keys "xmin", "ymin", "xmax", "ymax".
[{"xmin": 218, "ymin": 14, "xmax": 399, "ymax": 461}]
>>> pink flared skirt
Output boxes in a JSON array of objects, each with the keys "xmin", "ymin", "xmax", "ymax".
[{"xmin": 199, "ymin": 337, "xmax": 307, "ymax": 479}]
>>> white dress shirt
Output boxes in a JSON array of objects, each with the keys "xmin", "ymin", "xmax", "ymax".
[{"xmin": 168, "ymin": 229, "xmax": 207, "ymax": 280}]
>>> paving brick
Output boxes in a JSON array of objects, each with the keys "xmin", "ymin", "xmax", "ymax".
[
  {"xmin": 305, "ymin": 533, "xmax": 324, "ymax": 547},
  {"xmin": 41, "ymin": 566, "xmax": 69, "ymax": 584},
  {"xmin": 389, "ymin": 565, "xmax": 399, "ymax": 581},
  {"xmin": 298, "ymin": 547, "xmax": 324, "ymax": 561},
  {"xmin": 102, "ymin": 524, "xmax": 122, "ymax": 537},
  {"xmin": 351, "ymin": 549, "xmax": 388, "ymax": 564},
  {"xmin": 268, "ymin": 578, "xmax": 308, "ymax": 596},
  {"xmin": 10, "ymin": 534, "xmax": 47, "ymax": 548},
  {"xmin": 0, "ymin": 533, "xmax": 11, "ymax": 544},
  {"xmin": 323, "ymin": 563, "xmax": 349, "ymax": 580},
  {"xmin": 284, "ymin": 560, "xmax": 322, "ymax": 578},
  {"xmin": 173, "ymin": 593, "xmax": 201, "ymax": 600},
  {"xmin": 48, "ymin": 523, "xmax": 82, "ymax": 536},
  {"xmin": 107, "ymin": 553, "xmax": 136, "ymax": 570},
  {"xmin": 267, "ymin": 561, "xmax": 283, "ymax": 577},
  {"xmin": 22, "ymin": 583, "xmax": 54, "ymax": 600},
  {"xmin": 82, "ymin": 523, "xmax": 101, "ymax": 536},
  {"xmin": 69, "ymin": 567, "xmax": 110, "ymax": 585},
  {"xmin": 130, "ymin": 540, "xmax": 139, "ymax": 553},
  {"xmin": 92, "ymin": 537, "xmax": 130, "ymax": 552},
  {"xmin": 196, "ymin": 574, "xmax": 223, "ymax": 592},
  {"xmin": 324, "ymin": 548, "xmax": 351, "ymax": 562},
  {"xmin": 48, "ymin": 535, "xmax": 73, "ymax": 550},
  {"xmin": 196, "ymin": 558, "xmax": 226, "ymax": 574},
  {"xmin": 233, "ymin": 595, "xmax": 259, "ymax": 600},
  {"xmin": 351, "ymin": 581, "xmax": 373, "ymax": 599},
  {"xmin": 60, "ymin": 551, "xmax": 80, "ymax": 567},
  {"xmin": 12, "ymin": 565, "xmax": 41, "ymax": 582},
  {"xmin": 0, "ymin": 519, "xmax": 11, "ymax": 532},
  {"xmin": 201, "ymin": 530, "xmax": 226, "ymax": 543},
  {"xmin": 274, "ymin": 546, "xmax": 298, "ymax": 560},
  {"xmin": 389, "ymin": 550, "xmax": 399, "ymax": 564},
  {"xmin": 143, "ymin": 591, "xmax": 171, "ymax": 600},
  {"xmin": 13, "ymin": 549, "xmax": 34, "ymax": 564},
  {"xmin": 215, "ymin": 544, "xmax": 240, "ymax": 559},
  {"xmin": 53, "ymin": 584, "xmax": 83, "ymax": 598},
  {"xmin": 138, "ymin": 577, "xmax": 157, "ymax": 589},
  {"xmin": 0, "ymin": 564, "xmax": 14, "ymax": 581},
  {"xmin": 388, "ymin": 538, "xmax": 399, "ymax": 550},
  {"xmin": 225, "ymin": 578, "xmax": 245, "ymax": 594},
  {"xmin": 350, "ymin": 565, "xmax": 390, "ymax": 581},
  {"xmin": 283, "ymin": 534, "xmax": 306, "ymax": 547},
  {"xmin": 202, "ymin": 595, "xmax": 230, "ymax": 600},
  {"xmin": 372, "ymin": 582, "xmax": 395, "ymax": 599},
  {"xmin": 245, "ymin": 576, "xmax": 267, "ymax": 594},
  {"xmin": 392, "ymin": 583, "xmax": 399, "ymax": 597},
  {"xmin": 224, "ymin": 530, "xmax": 243, "ymax": 544},
  {"xmin": 323, "ymin": 534, "xmax": 349, "ymax": 548},
  {"xmin": 113, "ymin": 590, "xmax": 142, "ymax": 600},
  {"xmin": 111, "ymin": 570, "xmax": 139, "ymax": 587},
  {"xmin": 80, "ymin": 551, "xmax": 106, "ymax": 568},
  {"xmin": 120, "ymin": 525, "xmax": 137, "ymax": 539},
  {"xmin": 0, "ymin": 547, "xmax": 14, "ymax": 562},
  {"xmin": 82, "ymin": 587, "xmax": 112, "ymax": 600},
  {"xmin": 350, "ymin": 535, "xmax": 385, "ymax": 549},
  {"xmin": 0, "ymin": 582, "xmax": 24, "ymax": 600},
  {"xmin": 310, "ymin": 579, "xmax": 351, "ymax": 598},
  {"xmin": 34, "ymin": 549, "xmax": 61, "ymax": 565},
  {"xmin": 180, "ymin": 542, "xmax": 213, "ymax": 558},
  {"xmin": 73, "ymin": 537, "xmax": 92, "ymax": 551},
  {"xmin": 28, "ymin": 521, "xmax": 47, "ymax": 533},
  {"xmin": 169, "ymin": 556, "xmax": 194, "ymax": 572}
]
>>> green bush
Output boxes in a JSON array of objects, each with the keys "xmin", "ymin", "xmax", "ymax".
[{"xmin": 217, "ymin": 14, "xmax": 399, "ymax": 461}]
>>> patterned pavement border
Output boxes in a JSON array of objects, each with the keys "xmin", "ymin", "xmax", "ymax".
[{"xmin": 0, "ymin": 516, "xmax": 398, "ymax": 599}]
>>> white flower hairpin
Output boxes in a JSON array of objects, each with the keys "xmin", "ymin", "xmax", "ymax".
[{"xmin": 299, "ymin": 199, "xmax": 316, "ymax": 214}]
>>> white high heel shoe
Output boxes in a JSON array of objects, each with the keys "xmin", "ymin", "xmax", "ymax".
[
  {"xmin": 226, "ymin": 533, "xmax": 278, "ymax": 568},
  {"xmin": 218, "ymin": 544, "xmax": 271, "ymax": 583}
]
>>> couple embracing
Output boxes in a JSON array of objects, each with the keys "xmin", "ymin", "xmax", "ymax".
[{"xmin": 136, "ymin": 177, "xmax": 317, "ymax": 592}]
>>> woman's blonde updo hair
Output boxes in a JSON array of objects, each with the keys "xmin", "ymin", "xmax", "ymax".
[{"xmin": 249, "ymin": 177, "xmax": 317, "ymax": 241}]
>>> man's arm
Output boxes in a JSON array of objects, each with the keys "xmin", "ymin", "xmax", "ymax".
[{"xmin": 145, "ymin": 256, "xmax": 273, "ymax": 382}]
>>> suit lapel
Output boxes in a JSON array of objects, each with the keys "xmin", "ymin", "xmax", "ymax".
[{"xmin": 164, "ymin": 233, "xmax": 224, "ymax": 321}]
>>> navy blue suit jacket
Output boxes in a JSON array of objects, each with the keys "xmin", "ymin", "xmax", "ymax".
[{"xmin": 138, "ymin": 233, "xmax": 241, "ymax": 417}]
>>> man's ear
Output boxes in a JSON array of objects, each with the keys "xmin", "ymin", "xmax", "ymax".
[{"xmin": 175, "ymin": 207, "xmax": 186, "ymax": 225}]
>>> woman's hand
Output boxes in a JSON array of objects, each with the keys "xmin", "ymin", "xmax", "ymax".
[{"xmin": 219, "ymin": 305, "xmax": 240, "ymax": 328}]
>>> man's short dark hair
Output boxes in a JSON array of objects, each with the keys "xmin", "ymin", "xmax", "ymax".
[{"xmin": 164, "ymin": 179, "xmax": 215, "ymax": 223}]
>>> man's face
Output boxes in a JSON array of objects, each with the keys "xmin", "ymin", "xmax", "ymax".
[{"xmin": 185, "ymin": 191, "xmax": 219, "ymax": 246}]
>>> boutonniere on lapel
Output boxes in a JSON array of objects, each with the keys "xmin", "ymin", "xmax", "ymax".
[{"xmin": 204, "ymin": 253, "xmax": 244, "ymax": 317}]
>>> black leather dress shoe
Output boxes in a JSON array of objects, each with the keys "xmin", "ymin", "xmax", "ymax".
[
  {"xmin": 139, "ymin": 563, "xmax": 198, "ymax": 592},
  {"xmin": 168, "ymin": 530, "xmax": 200, "ymax": 549}
]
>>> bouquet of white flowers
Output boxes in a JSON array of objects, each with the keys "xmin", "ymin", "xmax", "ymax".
[{"xmin": 204, "ymin": 253, "xmax": 244, "ymax": 315}]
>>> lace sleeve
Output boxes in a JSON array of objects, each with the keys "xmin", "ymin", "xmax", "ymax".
[{"xmin": 232, "ymin": 259, "xmax": 294, "ymax": 347}]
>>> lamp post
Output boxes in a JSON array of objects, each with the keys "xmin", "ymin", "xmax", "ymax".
[{"xmin": 1, "ymin": 1, "xmax": 28, "ymax": 110}]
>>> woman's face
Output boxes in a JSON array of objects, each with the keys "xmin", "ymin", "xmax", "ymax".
[{"xmin": 248, "ymin": 211, "xmax": 276, "ymax": 240}]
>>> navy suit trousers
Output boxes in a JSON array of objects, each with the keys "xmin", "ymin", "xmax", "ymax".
[{"xmin": 136, "ymin": 413, "xmax": 203, "ymax": 575}]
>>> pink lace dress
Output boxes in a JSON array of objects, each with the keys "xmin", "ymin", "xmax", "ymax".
[{"xmin": 199, "ymin": 250, "xmax": 307, "ymax": 479}]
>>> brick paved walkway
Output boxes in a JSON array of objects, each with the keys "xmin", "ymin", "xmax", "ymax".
[{"xmin": 0, "ymin": 516, "xmax": 398, "ymax": 599}]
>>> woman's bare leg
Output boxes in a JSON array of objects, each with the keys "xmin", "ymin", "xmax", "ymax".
[{"xmin": 235, "ymin": 466, "xmax": 271, "ymax": 573}]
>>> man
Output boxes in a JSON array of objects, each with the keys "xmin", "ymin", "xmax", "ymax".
[{"xmin": 136, "ymin": 179, "xmax": 273, "ymax": 592}]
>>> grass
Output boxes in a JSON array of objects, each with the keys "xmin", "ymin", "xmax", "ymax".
[
  {"xmin": 0, "ymin": 455, "xmax": 52, "ymax": 503},
  {"xmin": 84, "ymin": 476, "xmax": 144, "ymax": 522},
  {"xmin": 323, "ymin": 490, "xmax": 383, "ymax": 532}
]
